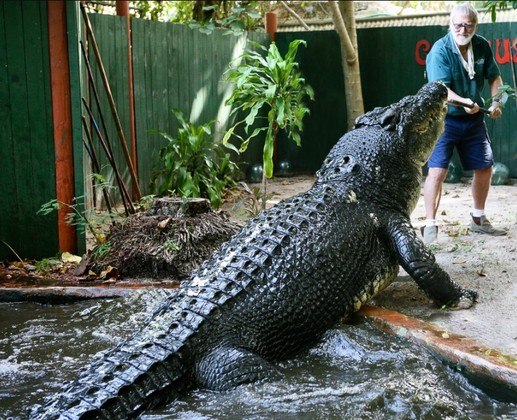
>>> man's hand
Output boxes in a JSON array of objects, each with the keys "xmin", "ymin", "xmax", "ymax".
[
  {"xmin": 488, "ymin": 101, "xmax": 503, "ymax": 119},
  {"xmin": 463, "ymin": 100, "xmax": 480, "ymax": 114}
]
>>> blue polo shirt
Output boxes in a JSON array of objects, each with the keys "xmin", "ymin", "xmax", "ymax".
[{"xmin": 426, "ymin": 33, "xmax": 500, "ymax": 116}]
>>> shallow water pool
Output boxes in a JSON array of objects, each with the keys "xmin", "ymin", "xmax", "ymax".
[{"xmin": 1, "ymin": 289, "xmax": 515, "ymax": 418}]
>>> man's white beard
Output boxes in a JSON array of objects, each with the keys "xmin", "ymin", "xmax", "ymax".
[{"xmin": 453, "ymin": 32, "xmax": 474, "ymax": 46}]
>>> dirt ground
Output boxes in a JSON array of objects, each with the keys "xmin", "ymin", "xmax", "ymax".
[{"xmin": 230, "ymin": 175, "xmax": 517, "ymax": 357}]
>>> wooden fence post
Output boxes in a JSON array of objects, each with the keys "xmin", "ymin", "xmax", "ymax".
[
  {"xmin": 48, "ymin": 0, "xmax": 77, "ymax": 253},
  {"xmin": 265, "ymin": 12, "xmax": 277, "ymax": 42}
]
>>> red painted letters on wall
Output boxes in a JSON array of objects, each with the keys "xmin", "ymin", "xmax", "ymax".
[
  {"xmin": 415, "ymin": 38, "xmax": 517, "ymax": 65},
  {"xmin": 415, "ymin": 39, "xmax": 431, "ymax": 66}
]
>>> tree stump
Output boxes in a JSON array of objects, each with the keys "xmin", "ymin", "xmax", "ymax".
[{"xmin": 146, "ymin": 197, "xmax": 211, "ymax": 217}]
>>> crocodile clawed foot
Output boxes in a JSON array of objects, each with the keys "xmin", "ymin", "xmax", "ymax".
[{"xmin": 446, "ymin": 289, "xmax": 478, "ymax": 310}]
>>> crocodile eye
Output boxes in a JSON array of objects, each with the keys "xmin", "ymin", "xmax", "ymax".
[
  {"xmin": 351, "ymin": 164, "xmax": 360, "ymax": 173},
  {"xmin": 343, "ymin": 156, "xmax": 350, "ymax": 164}
]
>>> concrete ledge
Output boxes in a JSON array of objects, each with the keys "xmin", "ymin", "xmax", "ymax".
[{"xmin": 359, "ymin": 305, "xmax": 517, "ymax": 402}]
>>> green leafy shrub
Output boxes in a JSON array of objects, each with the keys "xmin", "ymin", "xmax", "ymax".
[
  {"xmin": 38, "ymin": 195, "xmax": 115, "ymax": 246},
  {"xmin": 151, "ymin": 109, "xmax": 239, "ymax": 208},
  {"xmin": 223, "ymin": 40, "xmax": 314, "ymax": 208}
]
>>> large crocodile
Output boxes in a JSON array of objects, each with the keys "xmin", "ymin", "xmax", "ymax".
[{"xmin": 31, "ymin": 81, "xmax": 477, "ymax": 418}]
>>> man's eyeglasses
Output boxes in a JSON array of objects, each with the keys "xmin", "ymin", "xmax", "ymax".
[{"xmin": 452, "ymin": 23, "xmax": 475, "ymax": 31}]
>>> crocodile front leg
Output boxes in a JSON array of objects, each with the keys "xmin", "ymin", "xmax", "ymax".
[{"xmin": 386, "ymin": 214, "xmax": 477, "ymax": 308}]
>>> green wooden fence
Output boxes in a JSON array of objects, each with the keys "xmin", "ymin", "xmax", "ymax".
[
  {"xmin": 0, "ymin": 1, "xmax": 58, "ymax": 260},
  {"xmin": 131, "ymin": 20, "xmax": 268, "ymax": 190},
  {"xmin": 1, "ymin": 8, "xmax": 515, "ymax": 260},
  {"xmin": 86, "ymin": 15, "xmax": 269, "ymax": 199},
  {"xmin": 86, "ymin": 17, "xmax": 517, "ymax": 192}
]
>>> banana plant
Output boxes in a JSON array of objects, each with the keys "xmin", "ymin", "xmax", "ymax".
[{"xmin": 223, "ymin": 39, "xmax": 314, "ymax": 209}]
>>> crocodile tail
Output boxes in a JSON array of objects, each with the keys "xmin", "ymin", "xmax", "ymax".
[{"xmin": 30, "ymin": 309, "xmax": 195, "ymax": 418}]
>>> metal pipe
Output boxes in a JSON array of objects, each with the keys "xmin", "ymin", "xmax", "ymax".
[
  {"xmin": 81, "ymin": 119, "xmax": 115, "ymax": 215},
  {"xmin": 81, "ymin": 103, "xmax": 134, "ymax": 215},
  {"xmin": 48, "ymin": 0, "xmax": 77, "ymax": 253},
  {"xmin": 79, "ymin": 1, "xmax": 142, "ymax": 200},
  {"xmin": 80, "ymin": 41, "xmax": 120, "ymax": 172}
]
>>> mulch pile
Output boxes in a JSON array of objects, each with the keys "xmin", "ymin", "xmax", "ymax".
[{"xmin": 83, "ymin": 197, "xmax": 241, "ymax": 281}]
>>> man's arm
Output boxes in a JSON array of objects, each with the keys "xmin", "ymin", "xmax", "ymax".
[
  {"xmin": 488, "ymin": 75, "xmax": 503, "ymax": 119},
  {"xmin": 446, "ymin": 87, "xmax": 480, "ymax": 114}
]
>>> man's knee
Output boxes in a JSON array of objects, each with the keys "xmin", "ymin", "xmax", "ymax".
[
  {"xmin": 426, "ymin": 167, "xmax": 448, "ymax": 184},
  {"xmin": 473, "ymin": 166, "xmax": 493, "ymax": 180}
]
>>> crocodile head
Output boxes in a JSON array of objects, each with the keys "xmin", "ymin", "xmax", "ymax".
[
  {"xmin": 353, "ymin": 81, "xmax": 448, "ymax": 167},
  {"xmin": 315, "ymin": 82, "xmax": 448, "ymax": 212},
  {"xmin": 392, "ymin": 81, "xmax": 448, "ymax": 166}
]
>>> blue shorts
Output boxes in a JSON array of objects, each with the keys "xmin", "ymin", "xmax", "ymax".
[{"xmin": 427, "ymin": 114, "xmax": 494, "ymax": 171}]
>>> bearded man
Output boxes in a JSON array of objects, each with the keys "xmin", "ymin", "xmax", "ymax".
[{"xmin": 421, "ymin": 2, "xmax": 506, "ymax": 243}]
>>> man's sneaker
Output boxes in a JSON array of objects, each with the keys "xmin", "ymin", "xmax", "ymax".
[
  {"xmin": 421, "ymin": 225, "xmax": 438, "ymax": 244},
  {"xmin": 470, "ymin": 215, "xmax": 507, "ymax": 236}
]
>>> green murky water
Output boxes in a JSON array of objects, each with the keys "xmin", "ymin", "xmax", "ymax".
[{"xmin": 1, "ymin": 289, "xmax": 515, "ymax": 418}]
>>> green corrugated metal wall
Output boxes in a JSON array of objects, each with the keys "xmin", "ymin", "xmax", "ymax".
[
  {"xmin": 0, "ymin": 1, "xmax": 58, "ymax": 260},
  {"xmin": 274, "ymin": 31, "xmax": 347, "ymax": 173},
  {"xmin": 275, "ymin": 22, "xmax": 516, "ymax": 175}
]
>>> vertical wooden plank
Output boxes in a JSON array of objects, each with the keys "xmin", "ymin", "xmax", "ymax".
[
  {"xmin": 146, "ymin": 18, "xmax": 156, "ymax": 187},
  {"xmin": 4, "ymin": 1, "xmax": 33, "ymax": 256},
  {"xmin": 190, "ymin": 28, "xmax": 203, "ymax": 124},
  {"xmin": 170, "ymin": 24, "xmax": 182, "ymax": 136},
  {"xmin": 25, "ymin": 0, "xmax": 56, "ymax": 242},
  {"xmin": 132, "ymin": 18, "xmax": 147, "ymax": 184},
  {"xmin": 135, "ymin": 18, "xmax": 151, "ymax": 187},
  {"xmin": 0, "ymin": 1, "xmax": 21, "ymax": 258},
  {"xmin": 168, "ymin": 22, "xmax": 178, "ymax": 138},
  {"xmin": 180, "ymin": 25, "xmax": 190, "ymax": 115},
  {"xmin": 157, "ymin": 21, "xmax": 166, "ymax": 126}
]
